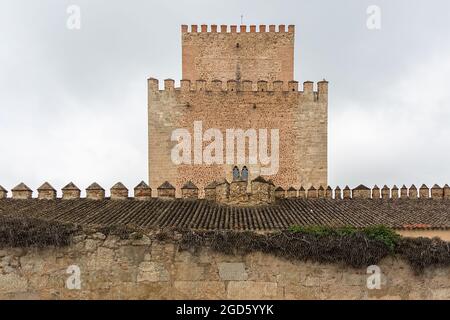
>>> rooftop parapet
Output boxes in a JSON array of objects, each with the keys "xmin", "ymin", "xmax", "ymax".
[
  {"xmin": 1, "ymin": 182, "xmax": 448, "ymax": 202},
  {"xmin": 38, "ymin": 182, "xmax": 57, "ymax": 200},
  {"xmin": 181, "ymin": 24, "xmax": 295, "ymax": 34},
  {"xmin": 12, "ymin": 183, "xmax": 32, "ymax": 200},
  {"xmin": 62, "ymin": 182, "xmax": 81, "ymax": 200},
  {"xmin": 134, "ymin": 181, "xmax": 152, "ymax": 200},
  {"xmin": 181, "ymin": 181, "xmax": 199, "ymax": 199},
  {"xmin": 86, "ymin": 183, "xmax": 105, "ymax": 200},
  {"xmin": 0, "ymin": 185, "xmax": 7, "ymax": 199},
  {"xmin": 352, "ymin": 185, "xmax": 371, "ymax": 199},
  {"xmin": 111, "ymin": 182, "xmax": 129, "ymax": 200},
  {"xmin": 148, "ymin": 78, "xmax": 328, "ymax": 101},
  {"xmin": 157, "ymin": 181, "xmax": 176, "ymax": 199}
]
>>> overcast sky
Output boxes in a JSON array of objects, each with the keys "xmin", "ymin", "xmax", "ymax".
[{"xmin": 1, "ymin": 0, "xmax": 450, "ymax": 195}]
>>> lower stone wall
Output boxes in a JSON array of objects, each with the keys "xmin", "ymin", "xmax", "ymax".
[{"xmin": 0, "ymin": 233, "xmax": 449, "ymax": 300}]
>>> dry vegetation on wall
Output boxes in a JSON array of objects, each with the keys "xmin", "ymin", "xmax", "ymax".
[{"xmin": 0, "ymin": 215, "xmax": 449, "ymax": 273}]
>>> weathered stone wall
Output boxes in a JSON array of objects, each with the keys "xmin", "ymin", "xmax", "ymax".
[
  {"xmin": 148, "ymin": 80, "xmax": 328, "ymax": 197},
  {"xmin": 1, "ymin": 233, "xmax": 449, "ymax": 300},
  {"xmin": 182, "ymin": 25, "xmax": 295, "ymax": 85}
]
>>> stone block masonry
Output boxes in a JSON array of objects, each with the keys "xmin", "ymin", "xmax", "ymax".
[{"xmin": 0, "ymin": 232, "xmax": 448, "ymax": 300}]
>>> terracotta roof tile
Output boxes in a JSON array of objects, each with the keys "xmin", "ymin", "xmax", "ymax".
[{"xmin": 1, "ymin": 198, "xmax": 448, "ymax": 231}]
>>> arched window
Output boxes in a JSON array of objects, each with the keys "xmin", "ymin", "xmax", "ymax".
[
  {"xmin": 232, "ymin": 166, "xmax": 240, "ymax": 181},
  {"xmin": 241, "ymin": 166, "xmax": 249, "ymax": 181}
]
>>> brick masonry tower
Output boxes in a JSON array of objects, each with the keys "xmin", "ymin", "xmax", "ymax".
[
  {"xmin": 182, "ymin": 24, "xmax": 294, "ymax": 86},
  {"xmin": 148, "ymin": 24, "xmax": 328, "ymax": 197}
]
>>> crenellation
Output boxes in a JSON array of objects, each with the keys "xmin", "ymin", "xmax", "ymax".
[
  {"xmin": 400, "ymin": 185, "xmax": 408, "ymax": 199},
  {"xmin": 317, "ymin": 186, "xmax": 325, "ymax": 198},
  {"xmin": 275, "ymin": 187, "xmax": 285, "ymax": 199},
  {"xmin": 431, "ymin": 184, "xmax": 444, "ymax": 200},
  {"xmin": 288, "ymin": 81, "xmax": 299, "ymax": 92},
  {"xmin": 307, "ymin": 186, "xmax": 318, "ymax": 199},
  {"xmin": 12, "ymin": 183, "xmax": 32, "ymax": 200},
  {"xmin": 317, "ymin": 80, "xmax": 328, "ymax": 102},
  {"xmin": 287, "ymin": 187, "xmax": 297, "ymax": 198},
  {"xmin": 372, "ymin": 185, "xmax": 380, "ymax": 199},
  {"xmin": 111, "ymin": 182, "xmax": 129, "ymax": 200},
  {"xmin": 134, "ymin": 181, "xmax": 152, "ymax": 200},
  {"xmin": 298, "ymin": 186, "xmax": 306, "ymax": 198},
  {"xmin": 334, "ymin": 186, "xmax": 342, "ymax": 199},
  {"xmin": 0, "ymin": 185, "xmax": 7, "ymax": 199},
  {"xmin": 409, "ymin": 185, "xmax": 418, "ymax": 198},
  {"xmin": 37, "ymin": 182, "xmax": 56, "ymax": 200},
  {"xmin": 62, "ymin": 182, "xmax": 81, "ymax": 200},
  {"xmin": 180, "ymin": 79, "xmax": 191, "ymax": 92},
  {"xmin": 1, "ymin": 181, "xmax": 448, "ymax": 202},
  {"xmin": 157, "ymin": 181, "xmax": 176, "ymax": 199},
  {"xmin": 150, "ymin": 78, "xmax": 328, "ymax": 95},
  {"xmin": 86, "ymin": 183, "xmax": 105, "ymax": 200},
  {"xmin": 445, "ymin": 184, "xmax": 450, "ymax": 199},
  {"xmin": 181, "ymin": 181, "xmax": 199, "ymax": 199},
  {"xmin": 182, "ymin": 24, "xmax": 293, "ymax": 34},
  {"xmin": 381, "ymin": 186, "xmax": 390, "ymax": 199},
  {"xmin": 164, "ymin": 79, "xmax": 175, "ymax": 91},
  {"xmin": 343, "ymin": 186, "xmax": 351, "ymax": 199},
  {"xmin": 352, "ymin": 185, "xmax": 371, "ymax": 199},
  {"xmin": 326, "ymin": 186, "xmax": 333, "ymax": 199},
  {"xmin": 257, "ymin": 80, "xmax": 268, "ymax": 92},
  {"xmin": 392, "ymin": 185, "xmax": 399, "ymax": 199},
  {"xmin": 420, "ymin": 184, "xmax": 430, "ymax": 199},
  {"xmin": 227, "ymin": 80, "xmax": 238, "ymax": 91},
  {"xmin": 148, "ymin": 78, "xmax": 159, "ymax": 92}
]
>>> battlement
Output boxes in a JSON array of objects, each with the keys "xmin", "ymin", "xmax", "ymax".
[
  {"xmin": 181, "ymin": 24, "xmax": 295, "ymax": 34},
  {"xmin": 148, "ymin": 78, "xmax": 328, "ymax": 99},
  {"xmin": 2, "ymin": 182, "xmax": 449, "ymax": 204}
]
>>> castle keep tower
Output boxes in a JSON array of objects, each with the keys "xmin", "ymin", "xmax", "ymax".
[
  {"xmin": 148, "ymin": 25, "xmax": 328, "ymax": 197},
  {"xmin": 182, "ymin": 24, "xmax": 294, "ymax": 85}
]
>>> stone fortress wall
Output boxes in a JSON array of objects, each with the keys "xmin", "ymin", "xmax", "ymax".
[{"xmin": 0, "ymin": 232, "xmax": 449, "ymax": 300}]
